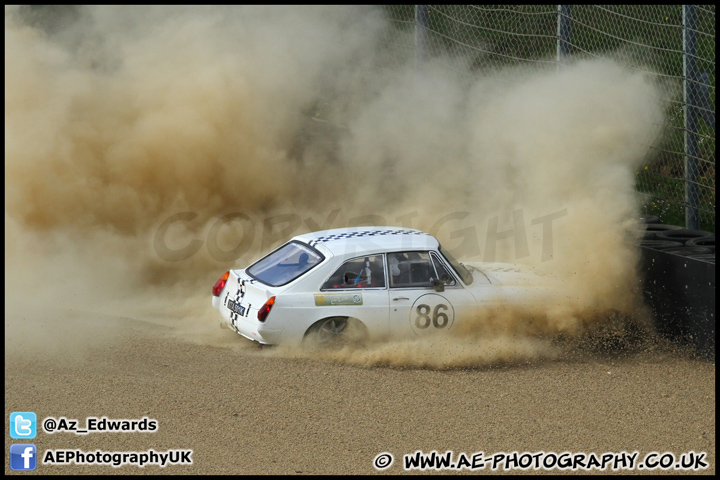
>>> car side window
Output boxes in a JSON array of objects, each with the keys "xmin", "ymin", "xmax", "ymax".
[
  {"xmin": 389, "ymin": 251, "xmax": 436, "ymax": 288},
  {"xmin": 430, "ymin": 252, "xmax": 457, "ymax": 286},
  {"xmin": 321, "ymin": 255, "xmax": 386, "ymax": 289}
]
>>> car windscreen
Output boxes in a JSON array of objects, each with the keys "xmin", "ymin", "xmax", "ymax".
[
  {"xmin": 246, "ymin": 241, "xmax": 324, "ymax": 287},
  {"xmin": 438, "ymin": 245, "xmax": 473, "ymax": 285}
]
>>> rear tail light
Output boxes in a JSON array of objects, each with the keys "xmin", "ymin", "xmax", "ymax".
[
  {"xmin": 213, "ymin": 271, "xmax": 230, "ymax": 296},
  {"xmin": 257, "ymin": 296, "xmax": 276, "ymax": 322}
]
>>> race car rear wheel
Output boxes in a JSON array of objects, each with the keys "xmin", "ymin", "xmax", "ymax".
[{"xmin": 304, "ymin": 317, "xmax": 368, "ymax": 348}]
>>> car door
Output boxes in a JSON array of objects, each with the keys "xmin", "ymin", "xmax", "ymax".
[
  {"xmin": 318, "ymin": 254, "xmax": 390, "ymax": 340},
  {"xmin": 387, "ymin": 251, "xmax": 477, "ymax": 338}
]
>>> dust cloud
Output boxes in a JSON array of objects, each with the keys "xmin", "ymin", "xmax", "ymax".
[{"xmin": 5, "ymin": 6, "xmax": 665, "ymax": 366}]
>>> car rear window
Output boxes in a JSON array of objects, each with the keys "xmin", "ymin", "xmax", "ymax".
[{"xmin": 246, "ymin": 241, "xmax": 324, "ymax": 287}]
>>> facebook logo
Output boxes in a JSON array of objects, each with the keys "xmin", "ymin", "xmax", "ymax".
[
  {"xmin": 10, "ymin": 412, "xmax": 37, "ymax": 439},
  {"xmin": 10, "ymin": 444, "xmax": 37, "ymax": 471}
]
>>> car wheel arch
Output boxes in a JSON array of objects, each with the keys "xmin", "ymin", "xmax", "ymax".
[{"xmin": 303, "ymin": 316, "xmax": 369, "ymax": 345}]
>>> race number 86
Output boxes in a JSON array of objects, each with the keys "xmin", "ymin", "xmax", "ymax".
[
  {"xmin": 415, "ymin": 304, "xmax": 449, "ymax": 328},
  {"xmin": 410, "ymin": 294, "xmax": 455, "ymax": 334}
]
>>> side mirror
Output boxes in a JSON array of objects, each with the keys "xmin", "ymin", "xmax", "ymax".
[{"xmin": 432, "ymin": 278, "xmax": 445, "ymax": 292}]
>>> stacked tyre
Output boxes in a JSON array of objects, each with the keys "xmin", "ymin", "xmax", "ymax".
[{"xmin": 638, "ymin": 217, "xmax": 715, "ymax": 263}]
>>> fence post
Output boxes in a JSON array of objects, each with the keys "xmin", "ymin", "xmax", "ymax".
[
  {"xmin": 683, "ymin": 4, "xmax": 700, "ymax": 230},
  {"xmin": 556, "ymin": 5, "xmax": 572, "ymax": 66},
  {"xmin": 415, "ymin": 5, "xmax": 429, "ymax": 64}
]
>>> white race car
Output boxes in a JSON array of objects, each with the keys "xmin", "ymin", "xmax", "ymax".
[{"xmin": 211, "ymin": 226, "xmax": 549, "ymax": 346}]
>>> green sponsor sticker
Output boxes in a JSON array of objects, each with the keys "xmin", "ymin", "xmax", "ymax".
[{"xmin": 314, "ymin": 293, "xmax": 363, "ymax": 306}]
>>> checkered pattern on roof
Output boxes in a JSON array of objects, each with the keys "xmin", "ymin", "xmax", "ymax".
[{"xmin": 307, "ymin": 229, "xmax": 429, "ymax": 247}]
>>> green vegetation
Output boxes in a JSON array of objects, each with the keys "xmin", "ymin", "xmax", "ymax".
[{"xmin": 384, "ymin": 5, "xmax": 715, "ymax": 230}]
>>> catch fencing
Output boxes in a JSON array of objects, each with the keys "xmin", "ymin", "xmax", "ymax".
[{"xmin": 384, "ymin": 5, "xmax": 715, "ymax": 230}]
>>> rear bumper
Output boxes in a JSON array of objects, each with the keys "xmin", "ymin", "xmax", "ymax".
[
  {"xmin": 212, "ymin": 295, "xmax": 282, "ymax": 345},
  {"xmin": 257, "ymin": 325, "xmax": 283, "ymax": 344}
]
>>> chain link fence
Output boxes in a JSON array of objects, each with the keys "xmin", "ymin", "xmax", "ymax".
[{"xmin": 384, "ymin": 5, "xmax": 715, "ymax": 230}]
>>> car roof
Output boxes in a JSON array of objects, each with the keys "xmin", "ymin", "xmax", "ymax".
[{"xmin": 292, "ymin": 226, "xmax": 439, "ymax": 257}]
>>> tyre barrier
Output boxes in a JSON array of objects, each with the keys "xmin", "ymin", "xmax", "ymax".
[
  {"xmin": 655, "ymin": 228, "xmax": 715, "ymax": 243},
  {"xmin": 640, "ymin": 245, "xmax": 715, "ymax": 362},
  {"xmin": 686, "ymin": 237, "xmax": 716, "ymax": 254},
  {"xmin": 638, "ymin": 240, "xmax": 684, "ymax": 251},
  {"xmin": 639, "ymin": 214, "xmax": 661, "ymax": 224},
  {"xmin": 640, "ymin": 223, "xmax": 683, "ymax": 240},
  {"xmin": 661, "ymin": 247, "xmax": 713, "ymax": 257},
  {"xmin": 688, "ymin": 254, "xmax": 715, "ymax": 264}
]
